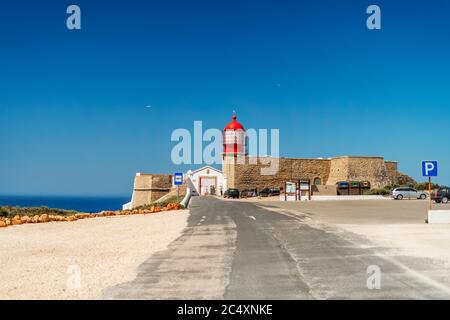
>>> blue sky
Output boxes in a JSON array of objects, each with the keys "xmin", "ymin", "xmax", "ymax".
[{"xmin": 1, "ymin": 0, "xmax": 449, "ymax": 196}]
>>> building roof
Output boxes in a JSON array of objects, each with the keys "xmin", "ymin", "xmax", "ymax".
[{"xmin": 189, "ymin": 165, "xmax": 222, "ymax": 175}]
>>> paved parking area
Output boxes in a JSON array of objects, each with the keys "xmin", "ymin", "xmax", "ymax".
[
  {"xmin": 252, "ymin": 200, "xmax": 450, "ymax": 225},
  {"xmin": 251, "ymin": 198, "xmax": 450, "ymax": 274}
]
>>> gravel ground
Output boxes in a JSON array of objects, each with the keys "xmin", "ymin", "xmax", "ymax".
[{"xmin": 0, "ymin": 210, "xmax": 189, "ymax": 300}]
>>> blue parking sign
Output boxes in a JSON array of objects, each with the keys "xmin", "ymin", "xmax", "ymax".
[
  {"xmin": 173, "ymin": 173, "xmax": 184, "ymax": 186},
  {"xmin": 422, "ymin": 161, "xmax": 438, "ymax": 177}
]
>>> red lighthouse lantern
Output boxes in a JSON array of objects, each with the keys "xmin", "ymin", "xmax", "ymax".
[{"xmin": 223, "ymin": 115, "xmax": 246, "ymax": 157}]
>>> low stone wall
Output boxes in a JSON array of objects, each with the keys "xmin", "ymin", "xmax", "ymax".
[{"xmin": 0, "ymin": 204, "xmax": 183, "ymax": 229}]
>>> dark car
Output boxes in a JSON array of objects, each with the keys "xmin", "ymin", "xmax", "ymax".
[
  {"xmin": 432, "ymin": 187, "xmax": 450, "ymax": 204},
  {"xmin": 240, "ymin": 189, "xmax": 258, "ymax": 198},
  {"xmin": 259, "ymin": 188, "xmax": 281, "ymax": 197},
  {"xmin": 224, "ymin": 188, "xmax": 240, "ymax": 199}
]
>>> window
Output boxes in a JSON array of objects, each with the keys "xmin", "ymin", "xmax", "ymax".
[{"xmin": 313, "ymin": 178, "xmax": 322, "ymax": 186}]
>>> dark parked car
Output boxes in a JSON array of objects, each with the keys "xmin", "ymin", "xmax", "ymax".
[
  {"xmin": 240, "ymin": 189, "xmax": 258, "ymax": 198},
  {"xmin": 259, "ymin": 188, "xmax": 281, "ymax": 197},
  {"xmin": 432, "ymin": 187, "xmax": 450, "ymax": 204},
  {"xmin": 224, "ymin": 188, "xmax": 240, "ymax": 199}
]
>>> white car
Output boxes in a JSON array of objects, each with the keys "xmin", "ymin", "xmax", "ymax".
[{"xmin": 391, "ymin": 187, "xmax": 428, "ymax": 200}]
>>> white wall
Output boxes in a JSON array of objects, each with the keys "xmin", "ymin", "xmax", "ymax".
[{"xmin": 188, "ymin": 167, "xmax": 224, "ymax": 196}]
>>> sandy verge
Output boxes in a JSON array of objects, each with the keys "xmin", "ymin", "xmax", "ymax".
[
  {"xmin": 0, "ymin": 210, "xmax": 189, "ymax": 300},
  {"xmin": 338, "ymin": 223, "xmax": 450, "ymax": 264}
]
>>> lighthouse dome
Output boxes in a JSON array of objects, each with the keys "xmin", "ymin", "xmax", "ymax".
[{"xmin": 224, "ymin": 115, "xmax": 245, "ymax": 131}]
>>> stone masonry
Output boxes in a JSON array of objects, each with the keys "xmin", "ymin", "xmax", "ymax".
[
  {"xmin": 222, "ymin": 155, "xmax": 398, "ymax": 191},
  {"xmin": 130, "ymin": 173, "xmax": 173, "ymax": 208}
]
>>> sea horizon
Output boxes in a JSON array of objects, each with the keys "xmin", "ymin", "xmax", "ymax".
[{"xmin": 0, "ymin": 195, "xmax": 130, "ymax": 213}]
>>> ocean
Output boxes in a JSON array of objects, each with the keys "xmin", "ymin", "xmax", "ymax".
[{"xmin": 0, "ymin": 195, "xmax": 130, "ymax": 213}]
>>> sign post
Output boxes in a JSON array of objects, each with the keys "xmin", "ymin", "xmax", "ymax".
[
  {"xmin": 173, "ymin": 173, "xmax": 184, "ymax": 198},
  {"xmin": 422, "ymin": 161, "xmax": 438, "ymax": 211}
]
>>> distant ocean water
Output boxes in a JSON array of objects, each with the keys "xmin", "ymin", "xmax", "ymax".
[{"xmin": 0, "ymin": 196, "xmax": 130, "ymax": 213}]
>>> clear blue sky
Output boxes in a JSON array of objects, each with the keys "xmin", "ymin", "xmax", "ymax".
[{"xmin": 1, "ymin": 0, "xmax": 449, "ymax": 196}]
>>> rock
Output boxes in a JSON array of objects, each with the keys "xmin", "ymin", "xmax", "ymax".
[
  {"xmin": 12, "ymin": 215, "xmax": 23, "ymax": 225},
  {"xmin": 0, "ymin": 220, "xmax": 6, "ymax": 228},
  {"xmin": 12, "ymin": 219, "xmax": 23, "ymax": 225},
  {"xmin": 49, "ymin": 215, "xmax": 62, "ymax": 222},
  {"xmin": 31, "ymin": 215, "xmax": 40, "ymax": 223},
  {"xmin": 5, "ymin": 218, "xmax": 12, "ymax": 226},
  {"xmin": 75, "ymin": 213, "xmax": 90, "ymax": 219},
  {"xmin": 166, "ymin": 203, "xmax": 181, "ymax": 210},
  {"xmin": 20, "ymin": 216, "xmax": 30, "ymax": 223},
  {"xmin": 38, "ymin": 214, "xmax": 50, "ymax": 223}
]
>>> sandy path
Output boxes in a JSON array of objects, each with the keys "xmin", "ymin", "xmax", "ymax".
[{"xmin": 0, "ymin": 210, "xmax": 189, "ymax": 300}]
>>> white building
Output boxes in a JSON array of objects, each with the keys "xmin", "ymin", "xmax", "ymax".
[{"xmin": 186, "ymin": 166, "xmax": 224, "ymax": 196}]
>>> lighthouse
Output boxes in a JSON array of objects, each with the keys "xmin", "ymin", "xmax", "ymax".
[
  {"xmin": 222, "ymin": 114, "xmax": 246, "ymax": 158},
  {"xmin": 222, "ymin": 114, "xmax": 246, "ymax": 190}
]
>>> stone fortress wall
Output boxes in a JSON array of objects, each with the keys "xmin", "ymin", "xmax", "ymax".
[
  {"xmin": 223, "ymin": 156, "xmax": 398, "ymax": 191},
  {"xmin": 130, "ymin": 173, "xmax": 173, "ymax": 209}
]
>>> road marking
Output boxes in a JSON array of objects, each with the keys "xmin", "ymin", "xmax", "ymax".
[{"xmin": 249, "ymin": 216, "xmax": 256, "ymax": 221}]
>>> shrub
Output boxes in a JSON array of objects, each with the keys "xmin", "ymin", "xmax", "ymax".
[
  {"xmin": 0, "ymin": 208, "xmax": 8, "ymax": 217},
  {"xmin": 0, "ymin": 206, "xmax": 81, "ymax": 218},
  {"xmin": 366, "ymin": 188, "xmax": 391, "ymax": 196},
  {"xmin": 413, "ymin": 182, "xmax": 440, "ymax": 191}
]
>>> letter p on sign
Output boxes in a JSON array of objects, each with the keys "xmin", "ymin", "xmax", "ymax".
[{"xmin": 422, "ymin": 161, "xmax": 438, "ymax": 177}]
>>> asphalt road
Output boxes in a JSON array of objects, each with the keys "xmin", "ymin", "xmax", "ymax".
[{"xmin": 104, "ymin": 197, "xmax": 450, "ymax": 299}]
